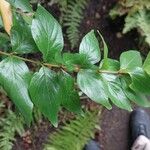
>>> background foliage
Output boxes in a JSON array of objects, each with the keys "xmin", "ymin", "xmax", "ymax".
[
  {"xmin": 0, "ymin": 102, "xmax": 25, "ymax": 150},
  {"xmin": 44, "ymin": 110, "xmax": 100, "ymax": 150},
  {"xmin": 0, "ymin": 1, "xmax": 150, "ymax": 127},
  {"xmin": 110, "ymin": 0, "xmax": 150, "ymax": 46},
  {"xmin": 53, "ymin": 0, "xmax": 89, "ymax": 49}
]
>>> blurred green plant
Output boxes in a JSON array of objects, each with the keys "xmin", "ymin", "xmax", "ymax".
[
  {"xmin": 53, "ymin": 0, "xmax": 89, "ymax": 49},
  {"xmin": 0, "ymin": 102, "xmax": 25, "ymax": 150},
  {"xmin": 110, "ymin": 0, "xmax": 150, "ymax": 46},
  {"xmin": 44, "ymin": 110, "xmax": 100, "ymax": 150}
]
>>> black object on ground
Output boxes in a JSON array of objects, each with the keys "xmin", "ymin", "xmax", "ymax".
[{"xmin": 130, "ymin": 108, "xmax": 150, "ymax": 146}]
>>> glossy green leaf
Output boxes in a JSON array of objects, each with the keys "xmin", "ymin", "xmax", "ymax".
[
  {"xmin": 97, "ymin": 31, "xmax": 108, "ymax": 69},
  {"xmin": 7, "ymin": 0, "xmax": 32, "ymax": 12},
  {"xmin": 121, "ymin": 76, "xmax": 150, "ymax": 107},
  {"xmin": 79, "ymin": 30, "xmax": 101, "ymax": 64},
  {"xmin": 31, "ymin": 5, "xmax": 64, "ymax": 63},
  {"xmin": 102, "ymin": 74, "xmax": 132, "ymax": 111},
  {"xmin": 120, "ymin": 50, "xmax": 142, "ymax": 71},
  {"xmin": 100, "ymin": 58, "xmax": 120, "ymax": 71},
  {"xmin": 11, "ymin": 13, "xmax": 38, "ymax": 54},
  {"xmin": 130, "ymin": 67, "xmax": 150, "ymax": 93},
  {"xmin": 77, "ymin": 70, "xmax": 112, "ymax": 109},
  {"xmin": 57, "ymin": 71, "xmax": 81, "ymax": 113},
  {"xmin": 0, "ymin": 57, "xmax": 33, "ymax": 125},
  {"xmin": 29, "ymin": 67, "xmax": 60, "ymax": 126},
  {"xmin": 63, "ymin": 53, "xmax": 93, "ymax": 72},
  {"xmin": 143, "ymin": 52, "xmax": 150, "ymax": 75},
  {"xmin": 29, "ymin": 67, "xmax": 81, "ymax": 126}
]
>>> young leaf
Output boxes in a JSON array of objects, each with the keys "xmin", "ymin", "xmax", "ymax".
[
  {"xmin": 29, "ymin": 67, "xmax": 60, "ymax": 127},
  {"xmin": 11, "ymin": 13, "xmax": 38, "ymax": 54},
  {"xmin": 0, "ymin": 57, "xmax": 33, "ymax": 125},
  {"xmin": 121, "ymin": 77, "xmax": 150, "ymax": 107},
  {"xmin": 120, "ymin": 50, "xmax": 142, "ymax": 71},
  {"xmin": 97, "ymin": 31, "xmax": 108, "ymax": 69},
  {"xmin": 79, "ymin": 30, "xmax": 101, "ymax": 64},
  {"xmin": 77, "ymin": 69, "xmax": 112, "ymax": 109},
  {"xmin": 57, "ymin": 71, "xmax": 81, "ymax": 113},
  {"xmin": 100, "ymin": 58, "xmax": 120, "ymax": 71},
  {"xmin": 129, "ymin": 67, "xmax": 150, "ymax": 93},
  {"xmin": 102, "ymin": 74, "xmax": 132, "ymax": 111},
  {"xmin": 31, "ymin": 5, "xmax": 64, "ymax": 63},
  {"xmin": 143, "ymin": 51, "xmax": 150, "ymax": 75},
  {"xmin": 7, "ymin": 0, "xmax": 32, "ymax": 12}
]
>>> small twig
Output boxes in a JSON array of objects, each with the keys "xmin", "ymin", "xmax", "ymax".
[
  {"xmin": 0, "ymin": 50, "xmax": 127, "ymax": 75},
  {"xmin": 80, "ymin": 96, "xmax": 89, "ymax": 100}
]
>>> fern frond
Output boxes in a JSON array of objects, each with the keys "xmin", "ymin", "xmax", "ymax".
[
  {"xmin": 56, "ymin": 0, "xmax": 69, "ymax": 24},
  {"xmin": 110, "ymin": 0, "xmax": 150, "ymax": 18},
  {"xmin": 44, "ymin": 111, "xmax": 100, "ymax": 150},
  {"xmin": 63, "ymin": 0, "xmax": 88, "ymax": 49},
  {"xmin": 124, "ymin": 9, "xmax": 150, "ymax": 45},
  {"xmin": 0, "ymin": 109, "xmax": 25, "ymax": 150},
  {"xmin": 0, "ymin": 101, "xmax": 5, "ymax": 110},
  {"xmin": 51, "ymin": 0, "xmax": 88, "ymax": 49},
  {"xmin": 110, "ymin": 0, "xmax": 150, "ymax": 46}
]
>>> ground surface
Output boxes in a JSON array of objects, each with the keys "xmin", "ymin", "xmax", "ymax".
[
  {"xmin": 10, "ymin": 0, "xmax": 149, "ymax": 149},
  {"xmin": 100, "ymin": 107, "xmax": 130, "ymax": 150}
]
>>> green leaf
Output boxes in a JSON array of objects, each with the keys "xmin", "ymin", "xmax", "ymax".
[
  {"xmin": 79, "ymin": 30, "xmax": 101, "ymax": 64},
  {"xmin": 77, "ymin": 70, "xmax": 112, "ymax": 109},
  {"xmin": 63, "ymin": 53, "xmax": 93, "ymax": 72},
  {"xmin": 29, "ymin": 67, "xmax": 60, "ymax": 126},
  {"xmin": 0, "ymin": 33, "xmax": 10, "ymax": 51},
  {"xmin": 22, "ymin": 13, "xmax": 33, "ymax": 25},
  {"xmin": 130, "ymin": 67, "xmax": 150, "ymax": 93},
  {"xmin": 97, "ymin": 31, "xmax": 108, "ymax": 69},
  {"xmin": 100, "ymin": 58, "xmax": 120, "ymax": 71},
  {"xmin": 57, "ymin": 71, "xmax": 81, "ymax": 113},
  {"xmin": 102, "ymin": 74, "xmax": 132, "ymax": 111},
  {"xmin": 121, "ymin": 76, "xmax": 150, "ymax": 107},
  {"xmin": 0, "ymin": 33, "xmax": 9, "ymax": 46},
  {"xmin": 29, "ymin": 67, "xmax": 81, "ymax": 126},
  {"xmin": 0, "ymin": 57, "xmax": 33, "ymax": 125},
  {"xmin": 126, "ymin": 90, "xmax": 150, "ymax": 107},
  {"xmin": 11, "ymin": 13, "xmax": 38, "ymax": 54},
  {"xmin": 143, "ymin": 51, "xmax": 150, "ymax": 75},
  {"xmin": 120, "ymin": 50, "xmax": 142, "ymax": 71},
  {"xmin": 7, "ymin": 0, "xmax": 32, "ymax": 12},
  {"xmin": 31, "ymin": 5, "xmax": 64, "ymax": 63}
]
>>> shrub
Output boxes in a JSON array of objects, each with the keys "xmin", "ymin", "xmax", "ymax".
[{"xmin": 0, "ymin": 1, "xmax": 150, "ymax": 127}]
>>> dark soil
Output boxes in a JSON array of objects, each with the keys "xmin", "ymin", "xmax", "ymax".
[{"xmin": 11, "ymin": 0, "xmax": 147, "ymax": 150}]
